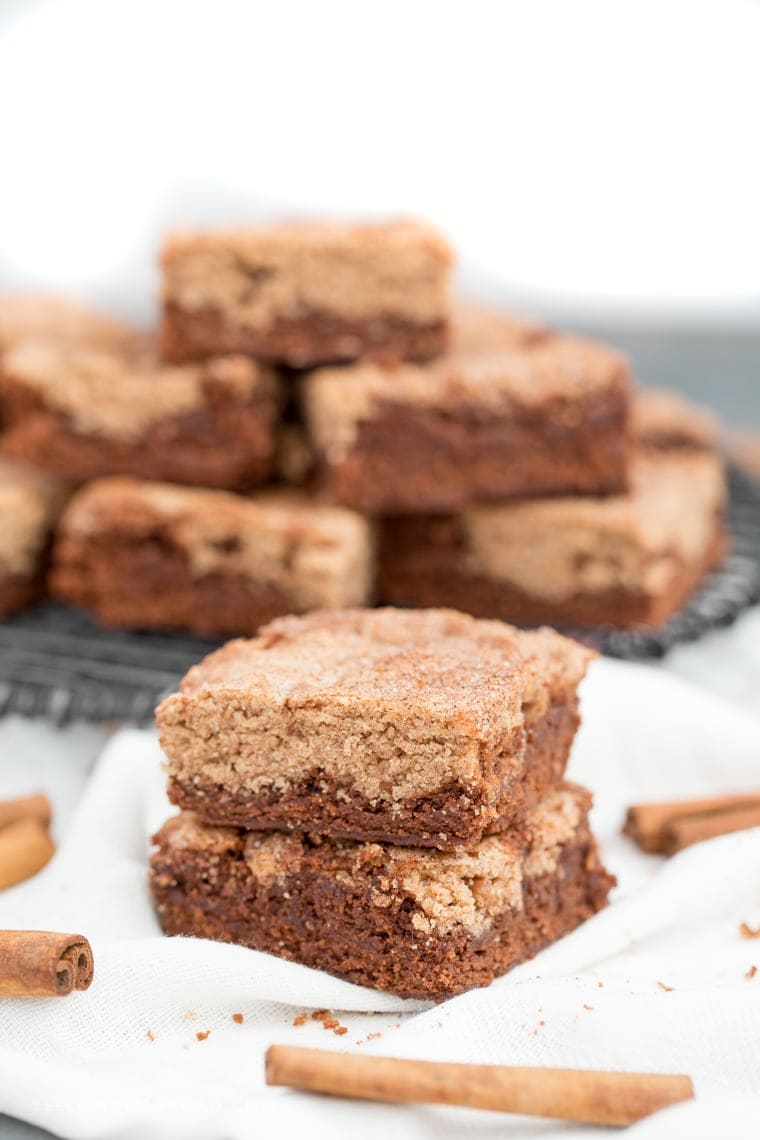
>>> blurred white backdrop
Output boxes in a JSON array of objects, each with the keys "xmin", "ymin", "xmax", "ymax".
[{"xmin": 0, "ymin": 0, "xmax": 759, "ymax": 324}]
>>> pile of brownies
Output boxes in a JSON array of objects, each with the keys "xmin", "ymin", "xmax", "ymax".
[{"xmin": 0, "ymin": 217, "xmax": 727, "ymax": 635}]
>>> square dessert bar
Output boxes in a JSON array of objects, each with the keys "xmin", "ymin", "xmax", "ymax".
[
  {"xmin": 379, "ymin": 451, "xmax": 727, "ymax": 631},
  {"xmin": 51, "ymin": 479, "xmax": 373, "ymax": 637},
  {"xmin": 0, "ymin": 294, "xmax": 135, "ymax": 356},
  {"xmin": 160, "ymin": 218, "xmax": 453, "ymax": 367},
  {"xmin": 151, "ymin": 784, "xmax": 614, "ymax": 1000},
  {"xmin": 0, "ymin": 341, "xmax": 279, "ymax": 491},
  {"xmin": 157, "ymin": 608, "xmax": 594, "ymax": 849},
  {"xmin": 302, "ymin": 334, "xmax": 631, "ymax": 513},
  {"xmin": 450, "ymin": 301, "xmax": 551, "ymax": 353},
  {"xmin": 0, "ymin": 462, "xmax": 68, "ymax": 618},
  {"xmin": 632, "ymin": 387, "xmax": 719, "ymax": 453}
]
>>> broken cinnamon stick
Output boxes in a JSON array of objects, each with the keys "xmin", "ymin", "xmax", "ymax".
[
  {"xmin": 0, "ymin": 818, "xmax": 55, "ymax": 890},
  {"xmin": 624, "ymin": 793, "xmax": 760, "ymax": 854},
  {"xmin": 0, "ymin": 931, "xmax": 94, "ymax": 997},
  {"xmin": 0, "ymin": 793, "xmax": 51, "ymax": 832},
  {"xmin": 265, "ymin": 1046, "xmax": 694, "ymax": 1127}
]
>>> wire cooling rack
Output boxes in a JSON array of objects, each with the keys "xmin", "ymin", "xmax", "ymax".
[{"xmin": 0, "ymin": 466, "xmax": 757, "ymax": 725}]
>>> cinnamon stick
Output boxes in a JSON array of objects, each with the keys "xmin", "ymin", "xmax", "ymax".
[
  {"xmin": 664, "ymin": 805, "xmax": 760, "ymax": 854},
  {"xmin": 0, "ymin": 793, "xmax": 51, "ymax": 832},
  {"xmin": 624, "ymin": 793, "xmax": 760, "ymax": 854},
  {"xmin": 0, "ymin": 818, "xmax": 55, "ymax": 890},
  {"xmin": 265, "ymin": 1046, "xmax": 694, "ymax": 1127},
  {"xmin": 0, "ymin": 931, "xmax": 94, "ymax": 997}
]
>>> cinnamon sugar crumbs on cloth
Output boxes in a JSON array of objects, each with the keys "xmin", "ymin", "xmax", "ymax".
[
  {"xmin": 292, "ymin": 1012, "xmax": 308, "ymax": 1028},
  {"xmin": 740, "ymin": 922, "xmax": 760, "ymax": 939},
  {"xmin": 145, "ymin": 1029, "xmax": 155, "ymax": 1043},
  {"xmin": 657, "ymin": 981, "xmax": 675, "ymax": 992},
  {"xmin": 312, "ymin": 1008, "xmax": 348, "ymax": 1036},
  {"xmin": 746, "ymin": 965, "xmax": 758, "ymax": 979},
  {"xmin": 196, "ymin": 1030, "xmax": 210, "ymax": 1042},
  {"xmin": 231, "ymin": 1013, "xmax": 244, "ymax": 1024}
]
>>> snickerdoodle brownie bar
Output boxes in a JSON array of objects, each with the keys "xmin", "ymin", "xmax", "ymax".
[
  {"xmin": 632, "ymin": 387, "xmax": 719, "ymax": 453},
  {"xmin": 160, "ymin": 218, "xmax": 453, "ymax": 366},
  {"xmin": 0, "ymin": 294, "xmax": 135, "ymax": 357},
  {"xmin": 302, "ymin": 334, "xmax": 631, "ymax": 513},
  {"xmin": 151, "ymin": 784, "xmax": 614, "ymax": 1000},
  {"xmin": 0, "ymin": 462, "xmax": 69, "ymax": 618},
  {"xmin": 0, "ymin": 340, "xmax": 279, "ymax": 490},
  {"xmin": 156, "ymin": 608, "xmax": 593, "ymax": 848},
  {"xmin": 51, "ymin": 479, "xmax": 373, "ymax": 637},
  {"xmin": 379, "ymin": 450, "xmax": 727, "ymax": 630}
]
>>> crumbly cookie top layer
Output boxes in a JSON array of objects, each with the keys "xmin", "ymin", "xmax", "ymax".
[
  {"xmin": 157, "ymin": 608, "xmax": 592, "ymax": 806},
  {"xmin": 160, "ymin": 784, "xmax": 588, "ymax": 935},
  {"xmin": 464, "ymin": 451, "xmax": 726, "ymax": 601},
  {"xmin": 59, "ymin": 478, "xmax": 373, "ymax": 610},
  {"xmin": 0, "ymin": 295, "xmax": 135, "ymax": 354},
  {"xmin": 303, "ymin": 335, "xmax": 629, "ymax": 462},
  {"xmin": 161, "ymin": 218, "xmax": 453, "ymax": 327},
  {"xmin": 633, "ymin": 388, "xmax": 718, "ymax": 451},
  {"xmin": 0, "ymin": 461, "xmax": 68, "ymax": 577},
  {"xmin": 3, "ymin": 342, "xmax": 275, "ymax": 441}
]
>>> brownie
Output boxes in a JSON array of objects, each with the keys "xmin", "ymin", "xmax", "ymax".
[
  {"xmin": 150, "ymin": 784, "xmax": 614, "ymax": 1001},
  {"xmin": 0, "ymin": 341, "xmax": 279, "ymax": 491},
  {"xmin": 51, "ymin": 479, "xmax": 374, "ymax": 637},
  {"xmin": 302, "ymin": 334, "xmax": 631, "ymax": 513},
  {"xmin": 0, "ymin": 294, "xmax": 135, "ymax": 356},
  {"xmin": 633, "ymin": 388, "xmax": 719, "ymax": 453},
  {"xmin": 157, "ymin": 608, "xmax": 593, "ymax": 848},
  {"xmin": 0, "ymin": 461, "xmax": 69, "ymax": 618},
  {"xmin": 450, "ymin": 301, "xmax": 552, "ymax": 353},
  {"xmin": 160, "ymin": 218, "xmax": 453, "ymax": 367},
  {"xmin": 379, "ymin": 451, "xmax": 728, "ymax": 631}
]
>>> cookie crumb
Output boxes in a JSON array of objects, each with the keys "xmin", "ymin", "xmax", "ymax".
[
  {"xmin": 657, "ymin": 981, "xmax": 674, "ymax": 992},
  {"xmin": 146, "ymin": 1029, "xmax": 155, "ymax": 1042},
  {"xmin": 183, "ymin": 1009, "xmax": 196, "ymax": 1021},
  {"xmin": 334, "ymin": 1026, "xmax": 348, "ymax": 1036},
  {"xmin": 196, "ymin": 1030, "xmax": 210, "ymax": 1042},
  {"xmin": 367, "ymin": 1032, "xmax": 381, "ymax": 1042},
  {"xmin": 597, "ymin": 981, "xmax": 604, "ymax": 988},
  {"xmin": 746, "ymin": 965, "xmax": 757, "ymax": 979},
  {"xmin": 740, "ymin": 922, "xmax": 760, "ymax": 939},
  {"xmin": 292, "ymin": 1012, "xmax": 308, "ymax": 1027},
  {"xmin": 312, "ymin": 1009, "xmax": 329, "ymax": 1021},
  {"xmin": 231, "ymin": 1013, "xmax": 244, "ymax": 1024},
  {"xmin": 583, "ymin": 1004, "xmax": 593, "ymax": 1011}
]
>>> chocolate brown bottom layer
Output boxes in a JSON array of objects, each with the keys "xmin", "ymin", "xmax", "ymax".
[
  {"xmin": 318, "ymin": 392, "xmax": 630, "ymax": 514},
  {"xmin": 160, "ymin": 303, "xmax": 446, "ymax": 367},
  {"xmin": 151, "ymin": 816, "xmax": 613, "ymax": 1001},
  {"xmin": 51, "ymin": 531, "xmax": 296, "ymax": 638},
  {"xmin": 167, "ymin": 698, "xmax": 578, "ymax": 849},
  {"xmin": 0, "ymin": 573, "xmax": 46, "ymax": 619},
  {"xmin": 379, "ymin": 519, "xmax": 728, "ymax": 631},
  {"xmin": 0, "ymin": 378, "xmax": 275, "ymax": 491}
]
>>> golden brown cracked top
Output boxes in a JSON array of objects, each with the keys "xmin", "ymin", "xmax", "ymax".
[{"xmin": 0, "ymin": 295, "xmax": 136, "ymax": 354}]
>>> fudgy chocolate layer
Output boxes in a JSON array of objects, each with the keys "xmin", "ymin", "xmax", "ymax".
[
  {"xmin": 316, "ymin": 390, "xmax": 629, "ymax": 514},
  {"xmin": 0, "ymin": 573, "xmax": 46, "ymax": 619},
  {"xmin": 379, "ymin": 517, "xmax": 728, "ymax": 630},
  {"xmin": 168, "ymin": 698, "xmax": 578, "ymax": 848},
  {"xmin": 0, "ymin": 375, "xmax": 276, "ymax": 491},
  {"xmin": 52, "ymin": 532, "xmax": 296, "ymax": 638},
  {"xmin": 160, "ymin": 303, "xmax": 446, "ymax": 367},
  {"xmin": 151, "ymin": 806, "xmax": 613, "ymax": 1001}
]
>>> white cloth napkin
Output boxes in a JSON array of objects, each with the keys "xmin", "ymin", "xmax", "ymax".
[{"xmin": 1, "ymin": 657, "xmax": 760, "ymax": 1140}]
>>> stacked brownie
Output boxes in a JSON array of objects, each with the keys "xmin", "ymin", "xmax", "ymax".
[
  {"xmin": 0, "ymin": 221, "xmax": 728, "ymax": 636},
  {"xmin": 150, "ymin": 607, "xmax": 614, "ymax": 999}
]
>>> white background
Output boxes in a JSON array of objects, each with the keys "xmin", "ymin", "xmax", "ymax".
[{"xmin": 0, "ymin": 0, "xmax": 759, "ymax": 324}]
